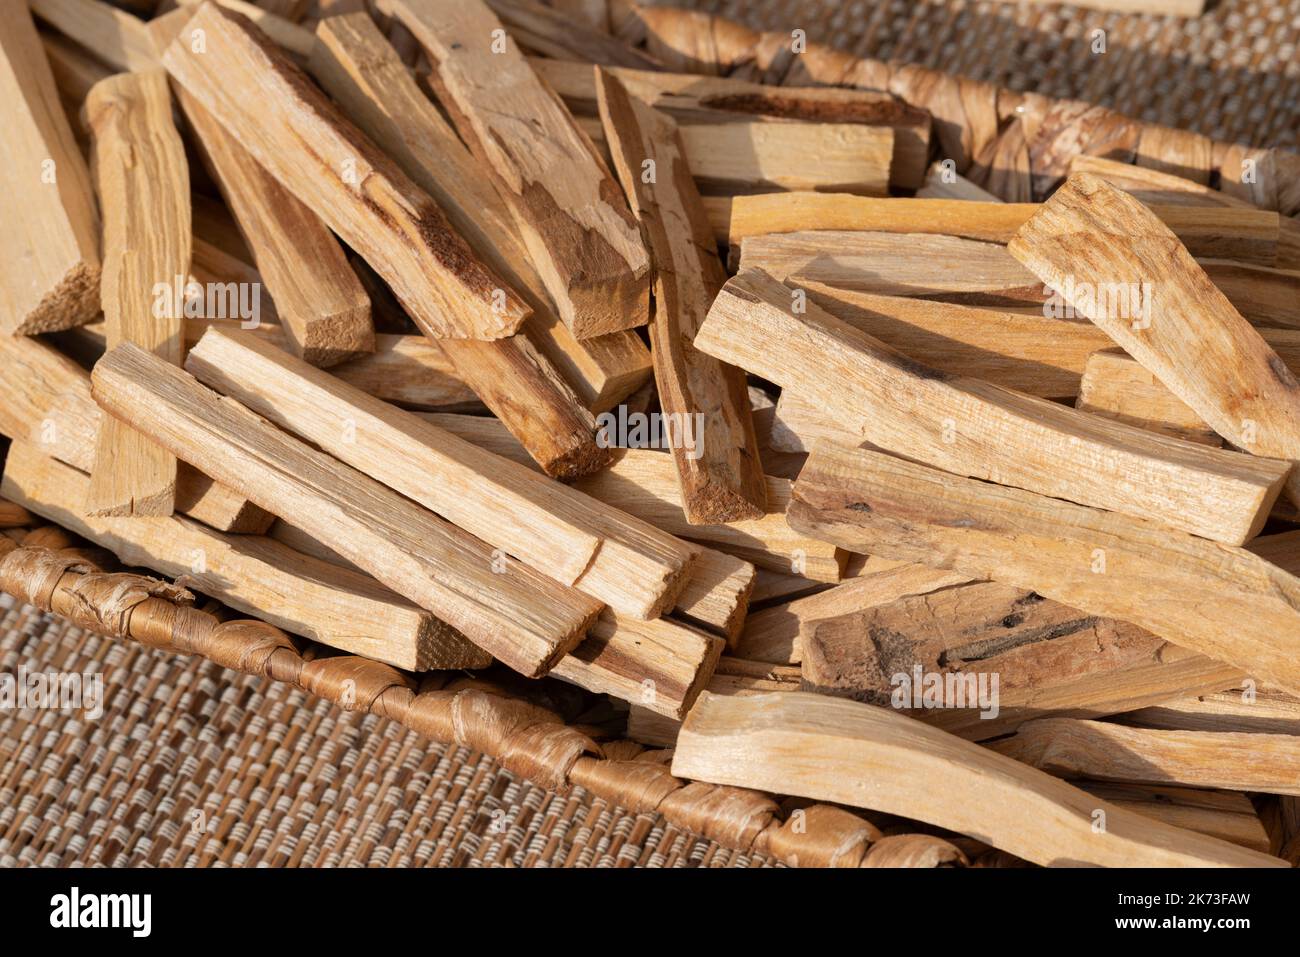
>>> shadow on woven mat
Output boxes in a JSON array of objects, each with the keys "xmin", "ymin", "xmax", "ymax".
[
  {"xmin": 0, "ymin": 595, "xmax": 774, "ymax": 867},
  {"xmin": 672, "ymin": 0, "xmax": 1300, "ymax": 151}
]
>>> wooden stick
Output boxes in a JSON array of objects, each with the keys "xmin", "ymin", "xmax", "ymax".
[
  {"xmin": 82, "ymin": 70, "xmax": 189, "ymax": 518},
  {"xmin": 162, "ymin": 2, "xmax": 528, "ymax": 340},
  {"xmin": 788, "ymin": 442, "xmax": 1300, "ymax": 698},
  {"xmin": 672, "ymin": 691, "xmax": 1283, "ymax": 867},
  {"xmin": 775, "ymin": 325, "xmax": 1300, "ymax": 452},
  {"xmin": 530, "ymin": 56, "xmax": 931, "ymax": 190},
  {"xmin": 1070, "ymin": 154, "xmax": 1255, "ymax": 210},
  {"xmin": 437, "ymin": 336, "xmax": 611, "ymax": 478},
  {"xmin": 272, "ymin": 516, "xmax": 738, "ymax": 718},
  {"xmin": 0, "ymin": 3, "xmax": 100, "ymax": 334},
  {"xmin": 31, "ymin": 0, "xmax": 157, "ymax": 72},
  {"xmin": 1010, "ymin": 172, "xmax": 1300, "ymax": 507},
  {"xmin": 551, "ymin": 611, "xmax": 723, "ymax": 719},
  {"xmin": 91, "ymin": 342, "xmax": 601, "ymax": 677},
  {"xmin": 421, "ymin": 412, "xmax": 845, "ymax": 581},
  {"xmin": 484, "ymin": 0, "xmax": 662, "ymax": 69},
  {"xmin": 173, "ymin": 0, "xmax": 315, "ymax": 58},
  {"xmin": 171, "ymin": 88, "xmax": 373, "ymax": 366},
  {"xmin": 800, "ymin": 580, "xmax": 1244, "ymax": 740},
  {"xmin": 993, "ymin": 718, "xmax": 1300, "ymax": 797},
  {"xmin": 1077, "ymin": 782, "xmax": 1270, "ymax": 853},
  {"xmin": 1, "ymin": 441, "xmax": 477, "ymax": 672},
  {"xmin": 697, "ymin": 269, "xmax": 1290, "ymax": 545},
  {"xmin": 1120, "ymin": 687, "xmax": 1300, "ymax": 737},
  {"xmin": 0, "ymin": 331, "xmax": 271, "ymax": 534},
  {"xmin": 308, "ymin": 11, "xmax": 649, "ymax": 424},
  {"xmin": 734, "ymin": 563, "xmax": 970, "ymax": 665},
  {"xmin": 185, "ymin": 327, "xmax": 696, "ymax": 619},
  {"xmin": 780, "ymin": 283, "xmax": 1113, "ymax": 398},
  {"xmin": 717, "ymin": 193, "xmax": 1280, "ymax": 266},
  {"xmin": 737, "ymin": 228, "xmax": 1300, "ymax": 325},
  {"xmin": 670, "ymin": 548, "xmax": 754, "ymax": 646},
  {"xmin": 596, "ymin": 69, "xmax": 766, "ymax": 523},
  {"xmin": 1077, "ymin": 348, "xmax": 1223, "ymax": 445},
  {"xmin": 389, "ymin": 0, "xmax": 650, "ymax": 338}
]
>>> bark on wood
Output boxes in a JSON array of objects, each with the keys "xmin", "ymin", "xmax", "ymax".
[{"xmin": 787, "ymin": 442, "xmax": 1300, "ymax": 698}]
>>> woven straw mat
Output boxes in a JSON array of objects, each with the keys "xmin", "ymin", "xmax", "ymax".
[{"xmin": 3, "ymin": 0, "xmax": 1296, "ymax": 867}]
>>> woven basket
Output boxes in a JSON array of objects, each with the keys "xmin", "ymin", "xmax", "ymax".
[{"xmin": 3, "ymin": 0, "xmax": 1297, "ymax": 868}]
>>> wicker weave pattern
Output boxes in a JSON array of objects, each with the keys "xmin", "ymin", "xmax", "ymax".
[
  {"xmin": 670, "ymin": 0, "xmax": 1300, "ymax": 151},
  {"xmin": 0, "ymin": 593, "xmax": 772, "ymax": 868}
]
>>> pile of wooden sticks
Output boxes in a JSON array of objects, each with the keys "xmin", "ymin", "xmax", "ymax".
[{"xmin": 3, "ymin": 0, "xmax": 1300, "ymax": 868}]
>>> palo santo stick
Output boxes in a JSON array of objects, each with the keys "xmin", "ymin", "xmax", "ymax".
[
  {"xmin": 774, "ymin": 326, "xmax": 1300, "ymax": 451},
  {"xmin": 718, "ymin": 193, "xmax": 1280, "ymax": 266},
  {"xmin": 421, "ymin": 412, "xmax": 844, "ymax": 581},
  {"xmin": 437, "ymin": 336, "xmax": 611, "ymax": 478},
  {"xmin": 596, "ymin": 69, "xmax": 766, "ymax": 523},
  {"xmin": 83, "ymin": 70, "xmax": 189, "ymax": 518},
  {"xmin": 788, "ymin": 443, "xmax": 1300, "ymax": 698},
  {"xmin": 552, "ymin": 611, "xmax": 723, "ymax": 719},
  {"xmin": 530, "ymin": 57, "xmax": 932, "ymax": 190},
  {"xmin": 1078, "ymin": 782, "xmax": 1271, "ymax": 853},
  {"xmin": 162, "ymin": 2, "xmax": 527, "ymax": 340},
  {"xmin": 1, "ymin": 442, "xmax": 477, "ymax": 672},
  {"xmin": 672, "ymin": 691, "xmax": 1283, "ymax": 867},
  {"xmin": 734, "ymin": 564, "xmax": 971, "ymax": 665},
  {"xmin": 389, "ymin": 0, "xmax": 650, "ymax": 338},
  {"xmin": 308, "ymin": 12, "xmax": 649, "ymax": 421},
  {"xmin": 92, "ymin": 342, "xmax": 600, "ymax": 676},
  {"xmin": 993, "ymin": 718, "xmax": 1300, "ymax": 797},
  {"xmin": 1009, "ymin": 172, "xmax": 1300, "ymax": 506},
  {"xmin": 799, "ymin": 581, "xmax": 1244, "ymax": 741},
  {"xmin": 485, "ymin": 0, "xmax": 661, "ymax": 69},
  {"xmin": 671, "ymin": 548, "xmax": 754, "ymax": 645},
  {"xmin": 739, "ymin": 230, "xmax": 1046, "ymax": 306},
  {"xmin": 790, "ymin": 283, "xmax": 1113, "ymax": 398},
  {"xmin": 65, "ymin": 317, "xmax": 481, "ymax": 413},
  {"xmin": 1077, "ymin": 349, "xmax": 1223, "ymax": 445},
  {"xmin": 0, "ymin": 4, "xmax": 100, "ymax": 334},
  {"xmin": 1121, "ymin": 687, "xmax": 1300, "ymax": 736},
  {"xmin": 173, "ymin": 0, "xmax": 315, "ymax": 58},
  {"xmin": 676, "ymin": 122, "xmax": 890, "ymax": 196},
  {"xmin": 31, "ymin": 0, "xmax": 157, "ymax": 72},
  {"xmin": 698, "ymin": 269, "xmax": 1289, "ymax": 545},
  {"xmin": 1070, "ymin": 154, "xmax": 1254, "ymax": 210},
  {"xmin": 739, "ymin": 228, "xmax": 1300, "ymax": 324},
  {"xmin": 0, "ymin": 332, "xmax": 271, "ymax": 533},
  {"xmin": 185, "ymin": 327, "xmax": 695, "ymax": 618},
  {"xmin": 174, "ymin": 90, "xmax": 373, "ymax": 366}
]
